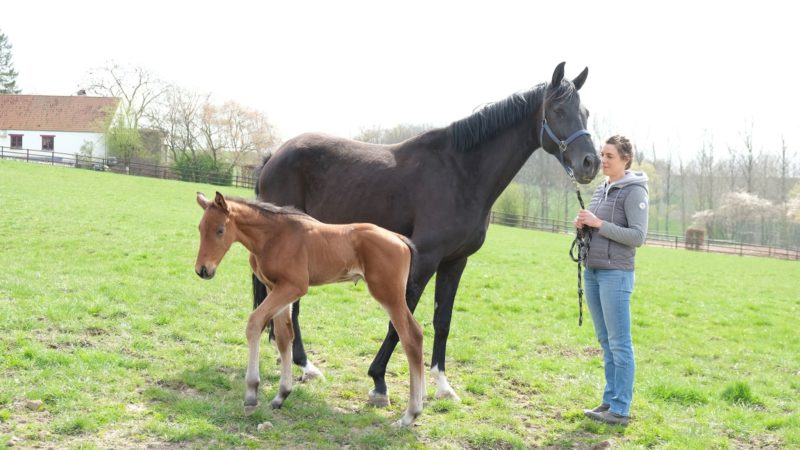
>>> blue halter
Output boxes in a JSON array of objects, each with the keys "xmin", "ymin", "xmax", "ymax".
[{"xmin": 539, "ymin": 116, "xmax": 591, "ymax": 178}]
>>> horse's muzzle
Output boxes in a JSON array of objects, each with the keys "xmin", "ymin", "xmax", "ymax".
[
  {"xmin": 196, "ymin": 265, "xmax": 215, "ymax": 280},
  {"xmin": 576, "ymin": 153, "xmax": 600, "ymax": 183}
]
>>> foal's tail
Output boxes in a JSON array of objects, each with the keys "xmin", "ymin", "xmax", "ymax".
[{"xmin": 396, "ymin": 235, "xmax": 419, "ymax": 303}]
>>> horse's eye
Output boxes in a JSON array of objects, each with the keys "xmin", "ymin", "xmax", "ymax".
[{"xmin": 216, "ymin": 227, "xmax": 224, "ymax": 237}]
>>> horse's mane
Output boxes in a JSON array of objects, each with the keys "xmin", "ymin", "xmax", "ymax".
[
  {"xmin": 224, "ymin": 196, "xmax": 319, "ymax": 222},
  {"xmin": 450, "ymin": 81, "xmax": 575, "ymax": 152}
]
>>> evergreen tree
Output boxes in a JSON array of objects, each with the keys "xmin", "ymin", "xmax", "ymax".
[{"xmin": 0, "ymin": 31, "xmax": 21, "ymax": 94}]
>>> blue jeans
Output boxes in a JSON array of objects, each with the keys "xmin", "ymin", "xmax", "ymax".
[{"xmin": 584, "ymin": 268, "xmax": 635, "ymax": 417}]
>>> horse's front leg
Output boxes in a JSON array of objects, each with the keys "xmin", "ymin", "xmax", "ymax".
[
  {"xmin": 244, "ymin": 284, "xmax": 305, "ymax": 415},
  {"xmin": 290, "ymin": 300, "xmax": 324, "ymax": 382},
  {"xmin": 430, "ymin": 256, "xmax": 468, "ymax": 401}
]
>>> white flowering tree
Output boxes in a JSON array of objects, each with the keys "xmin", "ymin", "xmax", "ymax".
[{"xmin": 715, "ymin": 191, "xmax": 779, "ymax": 243}]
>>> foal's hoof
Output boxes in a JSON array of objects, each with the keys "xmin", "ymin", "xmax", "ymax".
[
  {"xmin": 368, "ymin": 389, "xmax": 390, "ymax": 407},
  {"xmin": 243, "ymin": 403, "xmax": 259, "ymax": 416},
  {"xmin": 269, "ymin": 399, "xmax": 284, "ymax": 409}
]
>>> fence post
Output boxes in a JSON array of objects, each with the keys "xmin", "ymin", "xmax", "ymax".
[{"xmin": 27, "ymin": 148, "xmax": 30, "ymax": 162}]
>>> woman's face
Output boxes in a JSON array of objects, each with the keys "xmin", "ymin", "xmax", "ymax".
[{"xmin": 600, "ymin": 143, "xmax": 628, "ymax": 180}]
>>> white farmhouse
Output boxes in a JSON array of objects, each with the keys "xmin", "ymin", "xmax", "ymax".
[{"xmin": 0, "ymin": 94, "xmax": 119, "ymax": 161}]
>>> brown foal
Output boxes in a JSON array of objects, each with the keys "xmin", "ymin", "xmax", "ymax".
[{"xmin": 194, "ymin": 192, "xmax": 425, "ymax": 427}]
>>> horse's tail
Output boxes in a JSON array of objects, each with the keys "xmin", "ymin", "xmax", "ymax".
[
  {"xmin": 253, "ymin": 153, "xmax": 272, "ymax": 197},
  {"xmin": 397, "ymin": 235, "xmax": 419, "ymax": 303}
]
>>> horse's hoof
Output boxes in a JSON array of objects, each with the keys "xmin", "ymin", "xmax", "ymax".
[
  {"xmin": 300, "ymin": 363, "xmax": 324, "ymax": 382},
  {"xmin": 269, "ymin": 399, "xmax": 283, "ymax": 409},
  {"xmin": 435, "ymin": 388, "xmax": 461, "ymax": 402},
  {"xmin": 368, "ymin": 389, "xmax": 390, "ymax": 407},
  {"xmin": 392, "ymin": 418, "xmax": 413, "ymax": 428},
  {"xmin": 244, "ymin": 403, "xmax": 258, "ymax": 416}
]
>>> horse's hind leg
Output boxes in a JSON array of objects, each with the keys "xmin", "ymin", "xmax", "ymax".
[{"xmin": 270, "ymin": 307, "xmax": 294, "ymax": 409}]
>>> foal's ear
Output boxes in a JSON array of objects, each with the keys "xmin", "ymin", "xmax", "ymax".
[
  {"xmin": 551, "ymin": 61, "xmax": 566, "ymax": 87},
  {"xmin": 572, "ymin": 66, "xmax": 589, "ymax": 91},
  {"xmin": 214, "ymin": 191, "xmax": 229, "ymax": 214},
  {"xmin": 196, "ymin": 192, "xmax": 211, "ymax": 209}
]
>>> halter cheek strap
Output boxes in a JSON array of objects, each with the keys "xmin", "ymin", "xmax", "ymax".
[{"xmin": 539, "ymin": 118, "xmax": 592, "ymax": 179}]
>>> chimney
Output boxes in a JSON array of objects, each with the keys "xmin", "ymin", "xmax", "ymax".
[{"xmin": 77, "ymin": 89, "xmax": 86, "ymax": 96}]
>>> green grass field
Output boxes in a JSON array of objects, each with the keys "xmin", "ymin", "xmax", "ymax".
[{"xmin": 1, "ymin": 160, "xmax": 798, "ymax": 449}]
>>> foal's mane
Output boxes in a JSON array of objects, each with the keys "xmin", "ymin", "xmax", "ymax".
[
  {"xmin": 450, "ymin": 81, "xmax": 576, "ymax": 152},
  {"xmin": 225, "ymin": 196, "xmax": 319, "ymax": 222}
]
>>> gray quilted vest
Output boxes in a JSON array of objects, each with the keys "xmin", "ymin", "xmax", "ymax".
[{"xmin": 586, "ymin": 178, "xmax": 647, "ymax": 270}]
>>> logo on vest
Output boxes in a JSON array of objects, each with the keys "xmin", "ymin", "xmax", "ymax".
[{"xmin": 639, "ymin": 202, "xmax": 646, "ymax": 210}]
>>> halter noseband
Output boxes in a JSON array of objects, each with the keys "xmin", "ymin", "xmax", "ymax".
[{"xmin": 539, "ymin": 113, "xmax": 591, "ymax": 179}]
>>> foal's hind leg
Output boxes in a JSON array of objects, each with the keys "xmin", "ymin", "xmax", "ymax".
[
  {"xmin": 270, "ymin": 307, "xmax": 295, "ymax": 409},
  {"xmin": 386, "ymin": 305, "xmax": 425, "ymax": 427},
  {"xmin": 368, "ymin": 278, "xmax": 425, "ymax": 427}
]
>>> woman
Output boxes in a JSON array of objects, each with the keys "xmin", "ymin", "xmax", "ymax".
[{"xmin": 574, "ymin": 135, "xmax": 649, "ymax": 426}]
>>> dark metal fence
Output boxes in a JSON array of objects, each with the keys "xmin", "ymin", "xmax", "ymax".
[
  {"xmin": 490, "ymin": 211, "xmax": 800, "ymax": 261},
  {"xmin": 0, "ymin": 146, "xmax": 258, "ymax": 190}
]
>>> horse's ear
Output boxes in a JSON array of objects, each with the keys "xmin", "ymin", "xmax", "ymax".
[
  {"xmin": 572, "ymin": 67, "xmax": 589, "ymax": 91},
  {"xmin": 551, "ymin": 62, "xmax": 566, "ymax": 87},
  {"xmin": 214, "ymin": 191, "xmax": 229, "ymax": 214},
  {"xmin": 197, "ymin": 192, "xmax": 210, "ymax": 209}
]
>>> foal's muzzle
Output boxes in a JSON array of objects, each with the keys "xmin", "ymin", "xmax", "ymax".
[{"xmin": 196, "ymin": 265, "xmax": 215, "ymax": 280}]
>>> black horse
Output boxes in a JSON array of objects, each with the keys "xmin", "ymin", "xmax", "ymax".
[{"xmin": 253, "ymin": 62, "xmax": 599, "ymax": 405}]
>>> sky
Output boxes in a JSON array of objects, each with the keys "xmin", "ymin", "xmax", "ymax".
[{"xmin": 3, "ymin": 1, "xmax": 799, "ymax": 160}]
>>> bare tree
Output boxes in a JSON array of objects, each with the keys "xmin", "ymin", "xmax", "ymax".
[
  {"xmin": 147, "ymin": 85, "xmax": 208, "ymax": 163},
  {"xmin": 739, "ymin": 121, "xmax": 756, "ymax": 193},
  {"xmin": 678, "ymin": 156, "xmax": 687, "ymax": 232},
  {"xmin": 216, "ymin": 100, "xmax": 279, "ymax": 167},
  {"xmin": 726, "ymin": 145, "xmax": 738, "ymax": 191},
  {"xmin": 86, "ymin": 63, "xmax": 167, "ymax": 129},
  {"xmin": 663, "ymin": 151, "xmax": 673, "ymax": 235}
]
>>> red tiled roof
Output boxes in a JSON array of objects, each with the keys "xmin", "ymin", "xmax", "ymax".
[{"xmin": 0, "ymin": 95, "xmax": 119, "ymax": 133}]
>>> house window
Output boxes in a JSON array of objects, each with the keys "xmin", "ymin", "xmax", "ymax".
[
  {"xmin": 10, "ymin": 134, "xmax": 22, "ymax": 149},
  {"xmin": 41, "ymin": 135, "xmax": 55, "ymax": 151}
]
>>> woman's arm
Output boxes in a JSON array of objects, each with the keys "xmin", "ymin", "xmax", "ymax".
[{"xmin": 597, "ymin": 187, "xmax": 649, "ymax": 247}]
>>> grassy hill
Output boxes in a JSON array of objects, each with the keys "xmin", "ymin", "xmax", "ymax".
[{"xmin": 1, "ymin": 160, "xmax": 798, "ymax": 449}]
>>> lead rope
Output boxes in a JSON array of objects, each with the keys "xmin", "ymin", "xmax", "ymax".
[{"xmin": 568, "ymin": 177, "xmax": 590, "ymax": 326}]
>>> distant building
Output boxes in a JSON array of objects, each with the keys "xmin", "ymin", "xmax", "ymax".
[{"xmin": 0, "ymin": 94, "xmax": 119, "ymax": 158}]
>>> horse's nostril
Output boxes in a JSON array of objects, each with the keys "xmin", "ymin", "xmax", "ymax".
[
  {"xmin": 198, "ymin": 266, "xmax": 208, "ymax": 278},
  {"xmin": 583, "ymin": 155, "xmax": 595, "ymax": 170}
]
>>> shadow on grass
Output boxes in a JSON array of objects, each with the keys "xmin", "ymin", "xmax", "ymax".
[{"xmin": 142, "ymin": 364, "xmax": 421, "ymax": 449}]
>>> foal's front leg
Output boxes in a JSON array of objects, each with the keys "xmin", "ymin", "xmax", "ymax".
[{"xmin": 244, "ymin": 284, "xmax": 304, "ymax": 415}]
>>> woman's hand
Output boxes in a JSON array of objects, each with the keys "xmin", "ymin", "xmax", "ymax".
[{"xmin": 575, "ymin": 209, "xmax": 603, "ymax": 229}]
